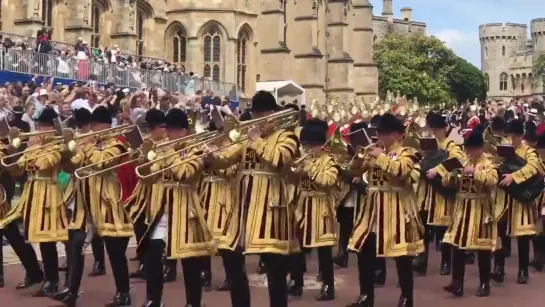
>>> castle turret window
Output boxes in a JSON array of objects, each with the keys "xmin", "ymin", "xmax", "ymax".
[
  {"xmin": 502, "ymin": 46, "xmax": 505, "ymax": 56},
  {"xmin": 484, "ymin": 73, "xmax": 489, "ymax": 91},
  {"xmin": 500, "ymin": 72, "xmax": 508, "ymax": 91}
]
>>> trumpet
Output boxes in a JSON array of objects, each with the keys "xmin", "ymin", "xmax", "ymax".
[
  {"xmin": 290, "ymin": 150, "xmax": 314, "ymax": 172},
  {"xmin": 135, "ymin": 109, "xmax": 300, "ymax": 179}
]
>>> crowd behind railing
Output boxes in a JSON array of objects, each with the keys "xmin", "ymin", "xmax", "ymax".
[
  {"xmin": 0, "ymin": 30, "xmax": 164, "ymax": 63},
  {"xmin": 0, "ymin": 48, "xmax": 239, "ymax": 99}
]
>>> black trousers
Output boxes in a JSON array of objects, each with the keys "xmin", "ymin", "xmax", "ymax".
[
  {"xmin": 261, "ymin": 253, "xmax": 290, "ymax": 307},
  {"xmin": 146, "ymin": 239, "xmax": 203, "ymax": 306},
  {"xmin": 40, "ymin": 242, "xmax": 60, "ymax": 283},
  {"xmin": 202, "ymin": 255, "xmax": 211, "ymax": 273},
  {"xmin": 452, "ymin": 248, "xmax": 491, "ymax": 283},
  {"xmin": 0, "ymin": 221, "xmax": 42, "ymax": 279},
  {"xmin": 419, "ymin": 210, "xmax": 451, "ymax": 265},
  {"xmin": 337, "ymin": 206, "xmax": 355, "ymax": 256},
  {"xmin": 357, "ymin": 233, "xmax": 413, "ymax": 302},
  {"xmin": 91, "ymin": 235, "xmax": 105, "ymax": 265},
  {"xmin": 291, "ymin": 246, "xmax": 334, "ymax": 287},
  {"xmin": 494, "ymin": 231, "xmax": 530, "ymax": 273},
  {"xmin": 133, "ymin": 218, "xmax": 148, "ymax": 265},
  {"xmin": 220, "ymin": 249, "xmax": 250, "ymax": 307},
  {"xmin": 66, "ymin": 230, "xmax": 130, "ymax": 293}
]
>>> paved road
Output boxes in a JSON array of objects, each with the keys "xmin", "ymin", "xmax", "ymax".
[{"xmin": 1, "ymin": 243, "xmax": 544, "ymax": 307}]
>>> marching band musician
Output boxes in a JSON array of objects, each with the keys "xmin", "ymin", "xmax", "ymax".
[
  {"xmin": 531, "ymin": 133, "xmax": 545, "ymax": 271},
  {"xmin": 442, "ymin": 128, "xmax": 498, "ymax": 297},
  {"xmin": 125, "ymin": 109, "xmax": 167, "ymax": 281},
  {"xmin": 492, "ymin": 119, "xmax": 540, "ymax": 284},
  {"xmin": 334, "ymin": 121, "xmax": 367, "ymax": 270},
  {"xmin": 206, "ymin": 91, "xmax": 300, "ymax": 307},
  {"xmin": 53, "ymin": 106, "xmax": 134, "ymax": 307},
  {"xmin": 347, "ymin": 113, "xmax": 424, "ymax": 307},
  {"xmin": 139, "ymin": 108, "xmax": 216, "ymax": 307},
  {"xmin": 415, "ymin": 112, "xmax": 464, "ymax": 276},
  {"xmin": 288, "ymin": 118, "xmax": 338, "ymax": 301},
  {"xmin": 0, "ymin": 108, "xmax": 68, "ymax": 297},
  {"xmin": 0, "ymin": 139, "xmax": 44, "ymax": 289},
  {"xmin": 198, "ymin": 110, "xmax": 238, "ymax": 292}
]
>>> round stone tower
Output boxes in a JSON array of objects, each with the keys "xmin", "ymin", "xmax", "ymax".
[{"xmin": 479, "ymin": 22, "xmax": 527, "ymax": 98}]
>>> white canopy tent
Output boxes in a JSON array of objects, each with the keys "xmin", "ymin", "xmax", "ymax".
[{"xmin": 256, "ymin": 80, "xmax": 306, "ymax": 106}]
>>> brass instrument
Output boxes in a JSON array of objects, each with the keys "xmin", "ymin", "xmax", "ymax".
[
  {"xmin": 135, "ymin": 109, "xmax": 300, "ymax": 179},
  {"xmin": 63, "ymin": 125, "xmax": 136, "ymax": 150},
  {"xmin": 1, "ymin": 142, "xmax": 67, "ymax": 168},
  {"xmin": 483, "ymin": 123, "xmax": 502, "ymax": 154},
  {"xmin": 142, "ymin": 130, "xmax": 218, "ymax": 161},
  {"xmin": 404, "ymin": 122, "xmax": 422, "ymax": 150}
]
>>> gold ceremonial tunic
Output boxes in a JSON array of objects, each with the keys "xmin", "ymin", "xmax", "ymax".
[
  {"xmin": 502, "ymin": 144, "xmax": 540, "ymax": 237},
  {"xmin": 72, "ymin": 137, "xmax": 133, "ymax": 237},
  {"xmin": 348, "ymin": 142, "xmax": 424, "ymax": 257},
  {"xmin": 144, "ymin": 146, "xmax": 216, "ymax": 259},
  {"xmin": 212, "ymin": 129, "xmax": 300, "ymax": 254},
  {"xmin": 293, "ymin": 154, "xmax": 338, "ymax": 248},
  {"xmin": 492, "ymin": 137, "xmax": 511, "ymax": 220},
  {"xmin": 125, "ymin": 181, "xmax": 151, "ymax": 222},
  {"xmin": 442, "ymin": 155, "xmax": 498, "ymax": 250},
  {"xmin": 0, "ymin": 145, "xmax": 10, "ymax": 219},
  {"xmin": 199, "ymin": 164, "xmax": 237, "ymax": 241},
  {"xmin": 417, "ymin": 139, "xmax": 464, "ymax": 226},
  {"xmin": 0, "ymin": 143, "xmax": 68, "ymax": 242}
]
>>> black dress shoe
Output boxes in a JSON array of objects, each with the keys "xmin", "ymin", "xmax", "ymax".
[
  {"xmin": 516, "ymin": 270, "xmax": 529, "ymax": 284},
  {"xmin": 129, "ymin": 264, "xmax": 146, "ymax": 279},
  {"xmin": 490, "ymin": 269, "xmax": 505, "ymax": 283},
  {"xmin": 142, "ymin": 300, "xmax": 164, "ymax": 307},
  {"xmin": 396, "ymin": 296, "xmax": 413, "ymax": 307},
  {"xmin": 32, "ymin": 281, "xmax": 58, "ymax": 297},
  {"xmin": 315, "ymin": 284, "xmax": 335, "ymax": 301},
  {"xmin": 333, "ymin": 253, "xmax": 349, "ymax": 268},
  {"xmin": 346, "ymin": 294, "xmax": 374, "ymax": 307},
  {"xmin": 288, "ymin": 284, "xmax": 303, "ymax": 297},
  {"xmin": 89, "ymin": 262, "xmax": 106, "ymax": 277},
  {"xmin": 443, "ymin": 280, "xmax": 463, "ymax": 297},
  {"xmin": 163, "ymin": 267, "xmax": 177, "ymax": 283},
  {"xmin": 475, "ymin": 283, "xmax": 490, "ymax": 297},
  {"xmin": 53, "ymin": 288, "xmax": 72, "ymax": 301},
  {"xmin": 105, "ymin": 292, "xmax": 131, "ymax": 307},
  {"xmin": 16, "ymin": 275, "xmax": 44, "ymax": 289},
  {"xmin": 216, "ymin": 279, "xmax": 230, "ymax": 291},
  {"xmin": 201, "ymin": 271, "xmax": 212, "ymax": 291},
  {"xmin": 412, "ymin": 255, "xmax": 427, "ymax": 276},
  {"xmin": 440, "ymin": 261, "xmax": 451, "ymax": 276},
  {"xmin": 374, "ymin": 270, "xmax": 385, "ymax": 287}
]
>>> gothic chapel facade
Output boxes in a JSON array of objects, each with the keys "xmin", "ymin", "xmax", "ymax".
[{"xmin": 0, "ymin": 0, "xmax": 425, "ymax": 103}]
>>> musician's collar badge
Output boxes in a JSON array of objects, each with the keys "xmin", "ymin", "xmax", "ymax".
[{"xmin": 389, "ymin": 152, "xmax": 398, "ymax": 160}]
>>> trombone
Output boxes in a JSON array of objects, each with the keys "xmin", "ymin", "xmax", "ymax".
[
  {"xmin": 135, "ymin": 108, "xmax": 300, "ymax": 179},
  {"xmin": 1, "ymin": 139, "xmax": 67, "ymax": 168},
  {"xmin": 64, "ymin": 125, "xmax": 136, "ymax": 150},
  {"xmin": 75, "ymin": 129, "xmax": 219, "ymax": 179}
]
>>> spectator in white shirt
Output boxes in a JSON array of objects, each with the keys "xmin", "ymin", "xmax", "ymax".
[
  {"xmin": 33, "ymin": 88, "xmax": 49, "ymax": 119},
  {"xmin": 22, "ymin": 102, "xmax": 36, "ymax": 131}
]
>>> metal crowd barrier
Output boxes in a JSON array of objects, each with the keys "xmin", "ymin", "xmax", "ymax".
[
  {"xmin": 0, "ymin": 48, "xmax": 239, "ymax": 98},
  {"xmin": 0, "ymin": 31, "xmax": 165, "ymax": 64}
]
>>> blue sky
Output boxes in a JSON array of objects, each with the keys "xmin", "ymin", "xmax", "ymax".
[{"xmin": 372, "ymin": 0, "xmax": 542, "ymax": 68}]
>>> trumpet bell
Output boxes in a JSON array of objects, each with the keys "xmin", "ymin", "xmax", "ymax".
[{"xmin": 403, "ymin": 122, "xmax": 422, "ymax": 150}]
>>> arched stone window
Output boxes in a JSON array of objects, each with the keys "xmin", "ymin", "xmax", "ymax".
[
  {"xmin": 91, "ymin": 4, "xmax": 101, "ymax": 48},
  {"xmin": 311, "ymin": 0, "xmax": 317, "ymax": 16},
  {"xmin": 484, "ymin": 73, "xmax": 489, "ymax": 91},
  {"xmin": 499, "ymin": 72, "xmax": 508, "ymax": 91},
  {"xmin": 42, "ymin": 0, "xmax": 54, "ymax": 28},
  {"xmin": 502, "ymin": 45, "xmax": 505, "ymax": 56},
  {"xmin": 171, "ymin": 27, "xmax": 187, "ymax": 66},
  {"xmin": 373, "ymin": 35, "xmax": 377, "ymax": 44},
  {"xmin": 136, "ymin": 14, "xmax": 144, "ymax": 56},
  {"xmin": 237, "ymin": 30, "xmax": 249, "ymax": 92},
  {"xmin": 203, "ymin": 26, "xmax": 222, "ymax": 81}
]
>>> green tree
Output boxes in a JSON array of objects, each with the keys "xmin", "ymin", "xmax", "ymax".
[
  {"xmin": 532, "ymin": 51, "xmax": 545, "ymax": 91},
  {"xmin": 373, "ymin": 34, "xmax": 457, "ymax": 104},
  {"xmin": 449, "ymin": 56, "xmax": 487, "ymax": 103}
]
